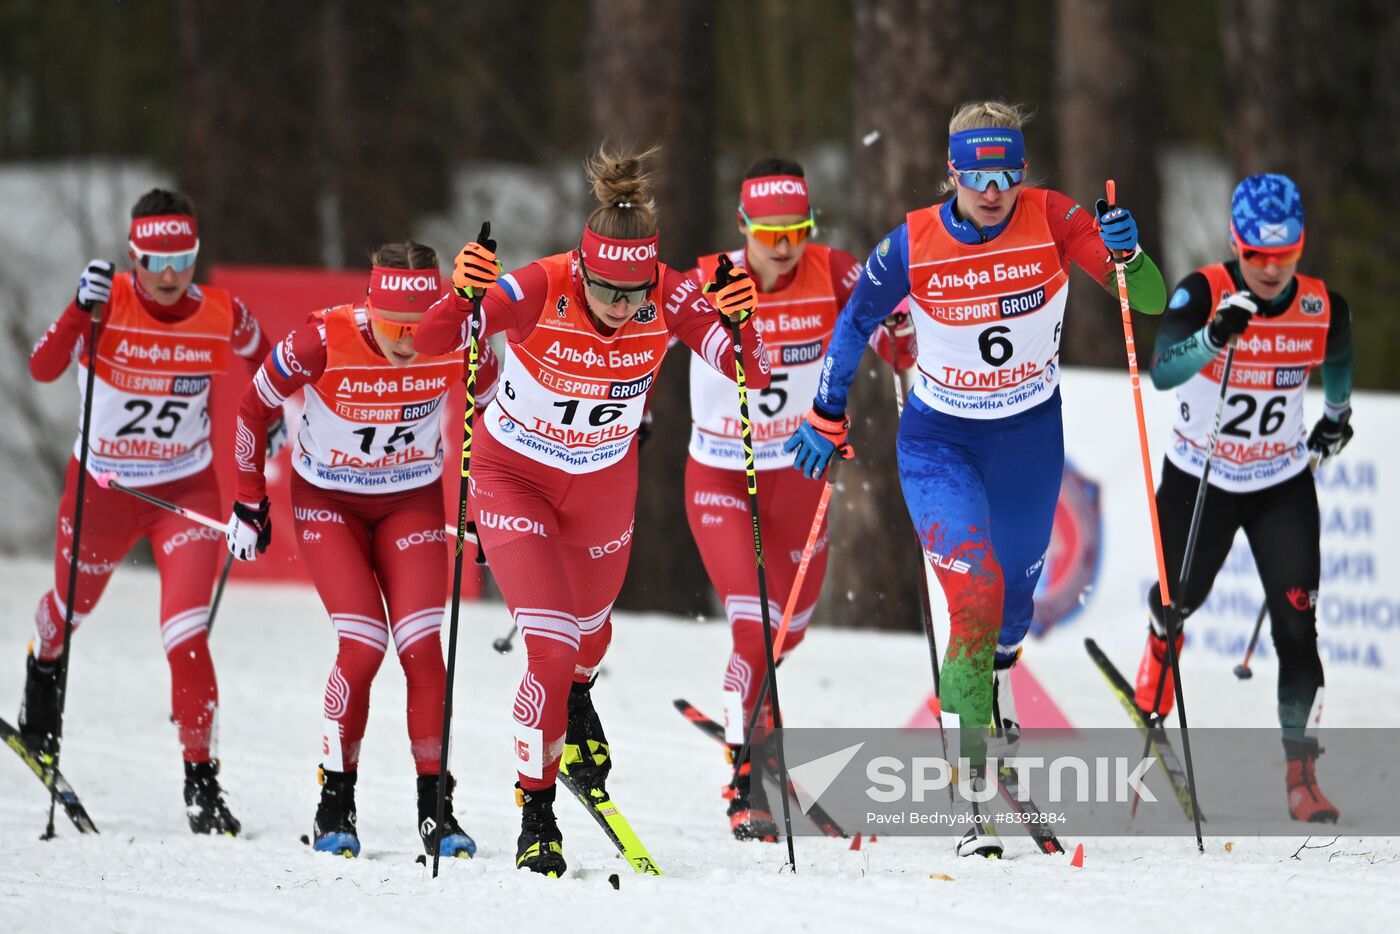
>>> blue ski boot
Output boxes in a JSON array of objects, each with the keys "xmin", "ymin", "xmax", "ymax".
[{"xmin": 417, "ymin": 772, "xmax": 476, "ymax": 858}]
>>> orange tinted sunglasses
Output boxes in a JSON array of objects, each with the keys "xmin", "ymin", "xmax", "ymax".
[
  {"xmin": 1238, "ymin": 243, "xmax": 1304, "ymax": 268},
  {"xmin": 368, "ymin": 305, "xmax": 422, "ymax": 342},
  {"xmin": 1234, "ymin": 228, "xmax": 1305, "ymax": 268},
  {"xmin": 741, "ymin": 208, "xmax": 815, "ymax": 248}
]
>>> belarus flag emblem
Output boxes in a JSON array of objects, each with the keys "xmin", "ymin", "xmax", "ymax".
[{"xmin": 975, "ymin": 145, "xmax": 1006, "ymax": 160}]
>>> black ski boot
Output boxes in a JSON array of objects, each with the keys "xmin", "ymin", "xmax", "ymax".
[
  {"xmin": 560, "ymin": 678, "xmax": 611, "ymax": 792},
  {"xmin": 184, "ymin": 760, "xmax": 241, "ymax": 836},
  {"xmin": 18, "ymin": 650, "xmax": 60, "ymax": 757},
  {"xmin": 723, "ymin": 745, "xmax": 778, "ymax": 842},
  {"xmin": 417, "ymin": 772, "xmax": 477, "ymax": 858},
  {"xmin": 312, "ymin": 767, "xmax": 359, "ymax": 857},
  {"xmin": 515, "ymin": 782, "xmax": 566, "ymax": 876}
]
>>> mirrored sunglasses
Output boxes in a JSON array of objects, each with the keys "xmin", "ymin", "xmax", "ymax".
[
  {"xmin": 949, "ymin": 165, "xmax": 1026, "ymax": 193},
  {"xmin": 130, "ymin": 243, "xmax": 199, "ymax": 273},
  {"xmin": 581, "ymin": 264, "xmax": 655, "ymax": 307},
  {"xmin": 740, "ymin": 208, "xmax": 815, "ymax": 248}
]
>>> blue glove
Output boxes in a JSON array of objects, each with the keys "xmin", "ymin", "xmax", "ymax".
[
  {"xmin": 783, "ymin": 408, "xmax": 850, "ymax": 480},
  {"xmin": 1094, "ymin": 199, "xmax": 1139, "ymax": 253}
]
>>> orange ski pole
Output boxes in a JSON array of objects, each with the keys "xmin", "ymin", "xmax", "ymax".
[{"xmin": 1105, "ymin": 179, "xmax": 1204, "ymax": 851}]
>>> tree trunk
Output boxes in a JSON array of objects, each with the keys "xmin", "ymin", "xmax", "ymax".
[
  {"xmin": 1054, "ymin": 0, "xmax": 1161, "ymax": 367},
  {"xmin": 174, "ymin": 1, "xmax": 448, "ymax": 268},
  {"xmin": 173, "ymin": 1, "xmax": 323, "ymax": 266},
  {"xmin": 584, "ymin": 0, "xmax": 716, "ymax": 615},
  {"xmin": 838, "ymin": 0, "xmax": 1010, "ymax": 630}
]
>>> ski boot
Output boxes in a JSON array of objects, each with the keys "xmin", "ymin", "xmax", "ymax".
[
  {"xmin": 184, "ymin": 760, "xmax": 241, "ymax": 836},
  {"xmin": 312, "ymin": 766, "xmax": 359, "ymax": 857},
  {"xmin": 954, "ymin": 765, "xmax": 1003, "ymax": 859},
  {"xmin": 417, "ymin": 772, "xmax": 477, "ymax": 858},
  {"xmin": 722, "ymin": 745, "xmax": 778, "ymax": 842},
  {"xmin": 1285, "ymin": 741, "xmax": 1339, "ymax": 823},
  {"xmin": 18, "ymin": 649, "xmax": 60, "ymax": 757},
  {"xmin": 560, "ymin": 678, "xmax": 611, "ymax": 792},
  {"xmin": 1133, "ymin": 623, "xmax": 1185, "ymax": 718},
  {"xmin": 515, "ymin": 782, "xmax": 566, "ymax": 877}
]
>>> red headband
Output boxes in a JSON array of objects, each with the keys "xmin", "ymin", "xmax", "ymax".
[
  {"xmin": 579, "ymin": 226, "xmax": 659, "ymax": 282},
  {"xmin": 129, "ymin": 214, "xmax": 198, "ymax": 253},
  {"xmin": 740, "ymin": 175, "xmax": 810, "ymax": 219},
  {"xmin": 367, "ymin": 266, "xmax": 442, "ymax": 313}
]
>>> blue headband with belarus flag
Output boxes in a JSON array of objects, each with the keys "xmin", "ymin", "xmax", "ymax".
[{"xmin": 947, "ymin": 128, "xmax": 1026, "ymax": 170}]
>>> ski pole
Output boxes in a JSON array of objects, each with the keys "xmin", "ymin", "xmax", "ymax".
[
  {"xmin": 1143, "ymin": 338, "xmax": 1237, "ymax": 716},
  {"xmin": 44, "ymin": 300, "xmax": 105, "ymax": 840},
  {"xmin": 44, "ymin": 303, "xmax": 107, "ymax": 836},
  {"xmin": 433, "ymin": 222, "xmax": 492, "ymax": 878},
  {"xmin": 728, "ymin": 445, "xmax": 849, "ymax": 793},
  {"xmin": 1105, "ymin": 179, "xmax": 1204, "ymax": 851},
  {"xmin": 1133, "ymin": 336, "xmax": 1234, "ymax": 821},
  {"xmin": 715, "ymin": 253, "xmax": 797, "ymax": 871},
  {"xmin": 97, "ymin": 473, "xmax": 478, "ymax": 546},
  {"xmin": 492, "ymin": 623, "xmax": 517, "ymax": 654},
  {"xmin": 94, "ymin": 473, "xmax": 226, "ymax": 532},
  {"xmin": 1231, "ymin": 455, "xmax": 1317, "ymax": 680},
  {"xmin": 1232, "ymin": 602, "xmax": 1267, "ymax": 680}
]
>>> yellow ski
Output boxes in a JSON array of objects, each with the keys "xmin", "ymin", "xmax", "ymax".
[{"xmin": 557, "ymin": 768, "xmax": 662, "ymax": 876}]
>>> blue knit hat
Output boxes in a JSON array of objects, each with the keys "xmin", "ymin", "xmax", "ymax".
[{"xmin": 1230, "ymin": 173, "xmax": 1304, "ymax": 247}]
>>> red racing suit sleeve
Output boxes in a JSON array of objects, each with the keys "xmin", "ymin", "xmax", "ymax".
[
  {"xmin": 1045, "ymin": 190, "xmax": 1114, "ymax": 284},
  {"xmin": 29, "ymin": 300, "xmax": 94, "ymax": 382},
  {"xmin": 413, "ymin": 262, "xmax": 550, "ymax": 355},
  {"xmin": 230, "ymin": 295, "xmax": 274, "ymax": 364},
  {"xmin": 236, "ymin": 324, "xmax": 329, "ymax": 504},
  {"xmin": 660, "ymin": 265, "xmax": 770, "ymax": 389}
]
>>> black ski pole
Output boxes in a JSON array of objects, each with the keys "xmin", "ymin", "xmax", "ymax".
[
  {"xmin": 1230, "ymin": 453, "xmax": 1317, "ymax": 681},
  {"xmin": 432, "ymin": 223, "xmax": 492, "ymax": 877},
  {"xmin": 715, "ymin": 254, "xmax": 796, "ymax": 871},
  {"xmin": 206, "ymin": 554, "xmax": 235, "ymax": 638},
  {"xmin": 492, "ymin": 623, "xmax": 517, "ymax": 655},
  {"xmin": 1144, "ymin": 342, "xmax": 1238, "ymax": 719},
  {"xmin": 1233, "ymin": 601, "xmax": 1267, "ymax": 680},
  {"xmin": 43, "ymin": 299, "xmax": 104, "ymax": 840}
]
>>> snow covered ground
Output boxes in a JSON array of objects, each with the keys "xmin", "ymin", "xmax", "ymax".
[{"xmin": 2, "ymin": 558, "xmax": 1398, "ymax": 933}]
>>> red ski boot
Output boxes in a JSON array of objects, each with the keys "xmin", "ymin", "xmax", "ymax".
[
  {"xmin": 1134, "ymin": 627, "xmax": 1184, "ymax": 718},
  {"xmin": 723, "ymin": 748, "xmax": 778, "ymax": 842},
  {"xmin": 1286, "ymin": 751, "xmax": 1339, "ymax": 823}
]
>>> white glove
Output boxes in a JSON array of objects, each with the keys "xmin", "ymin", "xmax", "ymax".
[
  {"xmin": 76, "ymin": 260, "xmax": 115, "ymax": 312},
  {"xmin": 266, "ymin": 416, "xmax": 289, "ymax": 460},
  {"xmin": 226, "ymin": 499, "xmax": 271, "ymax": 561}
]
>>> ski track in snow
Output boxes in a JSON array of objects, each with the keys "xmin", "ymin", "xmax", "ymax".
[{"xmin": 2, "ymin": 560, "xmax": 1398, "ymax": 933}]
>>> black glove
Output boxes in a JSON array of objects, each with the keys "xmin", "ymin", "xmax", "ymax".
[
  {"xmin": 1307, "ymin": 411, "xmax": 1353, "ymax": 463},
  {"xmin": 1206, "ymin": 291, "xmax": 1256, "ymax": 349},
  {"xmin": 76, "ymin": 259, "xmax": 115, "ymax": 312}
]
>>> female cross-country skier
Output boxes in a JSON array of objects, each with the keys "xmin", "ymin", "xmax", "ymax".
[
  {"xmin": 784, "ymin": 101, "xmax": 1167, "ymax": 857},
  {"xmin": 227, "ymin": 240, "xmax": 498, "ymax": 858},
  {"xmin": 414, "ymin": 145, "xmax": 769, "ymax": 877},
  {"xmin": 20, "ymin": 188, "xmax": 282, "ymax": 835},
  {"xmin": 684, "ymin": 156, "xmax": 914, "ymax": 841},
  {"xmin": 1134, "ymin": 173, "xmax": 1353, "ymax": 823}
]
